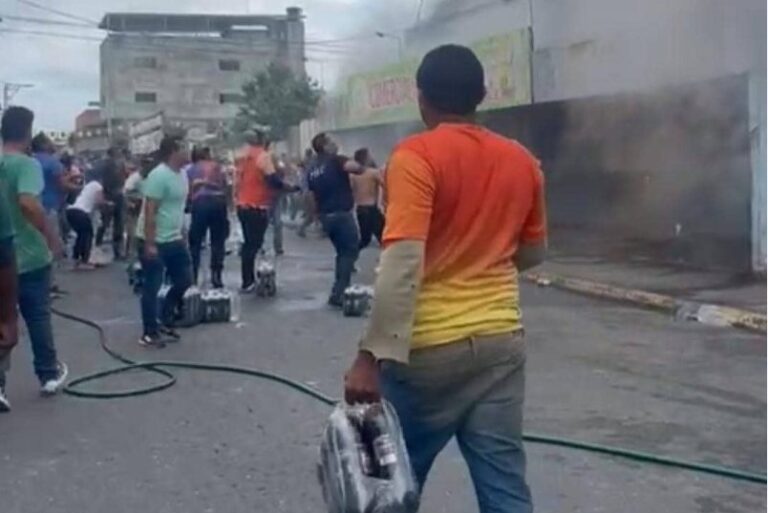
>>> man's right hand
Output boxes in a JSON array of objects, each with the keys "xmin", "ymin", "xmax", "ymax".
[
  {"xmin": 48, "ymin": 236, "xmax": 65, "ymax": 260},
  {"xmin": 144, "ymin": 243, "xmax": 159, "ymax": 260}
]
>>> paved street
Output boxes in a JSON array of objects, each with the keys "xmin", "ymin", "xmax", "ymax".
[{"xmin": 1, "ymin": 232, "xmax": 765, "ymax": 513}]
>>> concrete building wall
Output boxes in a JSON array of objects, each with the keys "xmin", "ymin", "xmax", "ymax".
[
  {"xmin": 531, "ymin": 0, "xmax": 765, "ymax": 102},
  {"xmin": 75, "ymin": 108, "xmax": 102, "ymax": 132},
  {"xmin": 101, "ymin": 35, "xmax": 273, "ymax": 124},
  {"xmin": 333, "ymin": 75, "xmax": 754, "ymax": 270},
  {"xmin": 750, "ymin": 70, "xmax": 767, "ymax": 273},
  {"xmin": 100, "ymin": 12, "xmax": 306, "ymax": 130}
]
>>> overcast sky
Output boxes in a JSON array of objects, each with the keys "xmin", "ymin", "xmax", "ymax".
[{"xmin": 0, "ymin": 0, "xmax": 422, "ymax": 131}]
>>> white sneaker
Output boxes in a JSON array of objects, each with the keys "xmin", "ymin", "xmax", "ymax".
[
  {"xmin": 0, "ymin": 387, "xmax": 10, "ymax": 412},
  {"xmin": 40, "ymin": 362, "xmax": 68, "ymax": 396}
]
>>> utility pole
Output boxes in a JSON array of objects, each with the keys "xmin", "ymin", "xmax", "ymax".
[{"xmin": 1, "ymin": 82, "xmax": 34, "ymax": 112}]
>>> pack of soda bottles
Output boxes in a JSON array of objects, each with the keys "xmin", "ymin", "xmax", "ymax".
[
  {"xmin": 318, "ymin": 401, "xmax": 420, "ymax": 513},
  {"xmin": 342, "ymin": 285, "xmax": 374, "ymax": 317},
  {"xmin": 201, "ymin": 288, "xmax": 240, "ymax": 323},
  {"xmin": 255, "ymin": 260, "xmax": 277, "ymax": 297},
  {"xmin": 155, "ymin": 285, "xmax": 240, "ymax": 327}
]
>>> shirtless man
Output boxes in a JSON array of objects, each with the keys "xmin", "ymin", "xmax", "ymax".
[{"xmin": 351, "ymin": 148, "xmax": 384, "ymax": 250}]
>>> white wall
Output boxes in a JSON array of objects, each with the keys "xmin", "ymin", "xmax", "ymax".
[
  {"xmin": 408, "ymin": 0, "xmax": 765, "ymax": 101},
  {"xmin": 532, "ymin": 0, "xmax": 766, "ymax": 101},
  {"xmin": 406, "ymin": 0, "xmax": 531, "ymax": 55}
]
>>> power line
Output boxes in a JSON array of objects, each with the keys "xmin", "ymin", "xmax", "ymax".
[
  {"xmin": 0, "ymin": 27, "xmax": 360, "ymax": 58},
  {"xmin": 0, "ymin": 13, "xmax": 97, "ymax": 28},
  {"xmin": 14, "ymin": 0, "xmax": 99, "ymax": 26},
  {"xmin": 0, "ymin": 28, "xmax": 103, "ymax": 42},
  {"xmin": 3, "ymin": 10, "xmax": 408, "ymax": 49}
]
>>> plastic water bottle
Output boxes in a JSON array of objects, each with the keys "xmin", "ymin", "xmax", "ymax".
[{"xmin": 229, "ymin": 289, "xmax": 241, "ymax": 323}]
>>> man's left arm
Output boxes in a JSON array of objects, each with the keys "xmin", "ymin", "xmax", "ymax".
[
  {"xmin": 344, "ymin": 149, "xmax": 435, "ymax": 404},
  {"xmin": 259, "ymin": 152, "xmax": 299, "ymax": 192},
  {"xmin": 341, "ymin": 156, "xmax": 364, "ymax": 175},
  {"xmin": 515, "ymin": 165, "xmax": 548, "ymax": 272}
]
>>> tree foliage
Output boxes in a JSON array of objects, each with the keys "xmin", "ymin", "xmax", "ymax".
[{"xmin": 234, "ymin": 62, "xmax": 322, "ymax": 140}]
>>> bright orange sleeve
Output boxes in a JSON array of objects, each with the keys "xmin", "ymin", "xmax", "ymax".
[
  {"xmin": 382, "ymin": 148, "xmax": 436, "ymax": 244},
  {"xmin": 520, "ymin": 165, "xmax": 547, "ymax": 244}
]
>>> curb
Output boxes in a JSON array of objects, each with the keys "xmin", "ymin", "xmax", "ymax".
[{"xmin": 523, "ymin": 271, "xmax": 767, "ymax": 334}]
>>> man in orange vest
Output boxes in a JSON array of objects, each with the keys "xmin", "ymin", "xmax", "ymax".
[{"xmin": 234, "ymin": 131, "xmax": 298, "ymax": 292}]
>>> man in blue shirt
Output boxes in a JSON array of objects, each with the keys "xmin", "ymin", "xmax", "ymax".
[
  {"xmin": 32, "ymin": 133, "xmax": 72, "ymax": 287},
  {"xmin": 306, "ymin": 133, "xmax": 363, "ymax": 307}
]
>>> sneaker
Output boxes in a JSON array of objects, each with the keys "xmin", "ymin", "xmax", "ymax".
[
  {"xmin": 40, "ymin": 362, "xmax": 68, "ymax": 396},
  {"xmin": 241, "ymin": 283, "xmax": 256, "ymax": 293},
  {"xmin": 328, "ymin": 295, "xmax": 343, "ymax": 308},
  {"xmin": 0, "ymin": 387, "xmax": 10, "ymax": 413},
  {"xmin": 138, "ymin": 333, "xmax": 166, "ymax": 348},
  {"xmin": 159, "ymin": 325, "xmax": 181, "ymax": 341}
]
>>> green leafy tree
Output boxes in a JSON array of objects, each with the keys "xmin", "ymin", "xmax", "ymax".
[{"xmin": 234, "ymin": 62, "xmax": 322, "ymax": 141}]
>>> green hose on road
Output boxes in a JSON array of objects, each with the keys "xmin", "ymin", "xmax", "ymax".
[{"xmin": 52, "ymin": 306, "xmax": 767, "ymax": 486}]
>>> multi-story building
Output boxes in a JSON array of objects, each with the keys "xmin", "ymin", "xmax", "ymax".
[
  {"xmin": 320, "ymin": 0, "xmax": 765, "ymax": 272},
  {"xmin": 71, "ymin": 107, "xmax": 111, "ymax": 156},
  {"xmin": 98, "ymin": 9, "xmax": 305, "ymax": 143}
]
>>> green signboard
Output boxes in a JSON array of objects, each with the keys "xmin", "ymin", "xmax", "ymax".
[{"xmin": 330, "ymin": 28, "xmax": 532, "ymax": 130}]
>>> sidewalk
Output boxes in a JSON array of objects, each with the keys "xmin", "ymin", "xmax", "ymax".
[{"xmin": 525, "ymin": 256, "xmax": 766, "ymax": 333}]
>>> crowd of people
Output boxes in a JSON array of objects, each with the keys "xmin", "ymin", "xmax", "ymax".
[
  {"xmin": 0, "ymin": 106, "xmax": 388, "ymax": 388},
  {"xmin": 0, "ymin": 44, "xmax": 546, "ymax": 513}
]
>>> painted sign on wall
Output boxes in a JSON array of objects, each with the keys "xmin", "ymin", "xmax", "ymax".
[
  {"xmin": 330, "ymin": 29, "xmax": 532, "ymax": 130},
  {"xmin": 129, "ymin": 111, "xmax": 164, "ymax": 155}
]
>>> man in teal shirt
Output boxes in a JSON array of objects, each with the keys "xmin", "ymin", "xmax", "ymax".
[
  {"xmin": 136, "ymin": 135, "xmax": 192, "ymax": 347},
  {"xmin": 0, "ymin": 106, "xmax": 67, "ymax": 411},
  {"xmin": 0, "ymin": 178, "xmax": 18, "ymax": 412}
]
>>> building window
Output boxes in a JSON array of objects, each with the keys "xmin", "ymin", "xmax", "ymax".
[
  {"xmin": 134, "ymin": 56, "xmax": 157, "ymax": 68},
  {"xmin": 219, "ymin": 93, "xmax": 243, "ymax": 104},
  {"xmin": 135, "ymin": 92, "xmax": 157, "ymax": 103},
  {"xmin": 218, "ymin": 59, "xmax": 241, "ymax": 71}
]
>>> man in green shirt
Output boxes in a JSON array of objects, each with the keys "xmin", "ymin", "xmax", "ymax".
[
  {"xmin": 136, "ymin": 135, "xmax": 192, "ymax": 347},
  {"xmin": 0, "ymin": 106, "xmax": 68, "ymax": 411},
  {"xmin": 0, "ymin": 180, "xmax": 18, "ymax": 412}
]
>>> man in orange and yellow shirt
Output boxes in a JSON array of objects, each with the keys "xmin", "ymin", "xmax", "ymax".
[{"xmin": 344, "ymin": 45, "xmax": 547, "ymax": 512}]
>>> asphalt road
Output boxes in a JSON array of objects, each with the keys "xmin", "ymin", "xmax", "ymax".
[{"xmin": 1, "ymin": 232, "xmax": 765, "ymax": 513}]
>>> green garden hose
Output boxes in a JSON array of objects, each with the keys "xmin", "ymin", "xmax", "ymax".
[{"xmin": 52, "ymin": 306, "xmax": 767, "ymax": 485}]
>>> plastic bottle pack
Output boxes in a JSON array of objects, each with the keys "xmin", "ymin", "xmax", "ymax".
[
  {"xmin": 342, "ymin": 285, "xmax": 374, "ymax": 317},
  {"xmin": 126, "ymin": 261, "xmax": 144, "ymax": 295},
  {"xmin": 201, "ymin": 289, "xmax": 241, "ymax": 323},
  {"xmin": 256, "ymin": 261, "xmax": 277, "ymax": 297},
  {"xmin": 318, "ymin": 401, "xmax": 420, "ymax": 513},
  {"xmin": 157, "ymin": 285, "xmax": 203, "ymax": 327}
]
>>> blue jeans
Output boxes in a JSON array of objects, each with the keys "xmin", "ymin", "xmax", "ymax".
[
  {"xmin": 269, "ymin": 194, "xmax": 285, "ymax": 254},
  {"xmin": 319, "ymin": 211, "xmax": 359, "ymax": 300},
  {"xmin": 138, "ymin": 240, "xmax": 192, "ymax": 336},
  {"xmin": 0, "ymin": 265, "xmax": 59, "ymax": 388},
  {"xmin": 380, "ymin": 332, "xmax": 531, "ymax": 513}
]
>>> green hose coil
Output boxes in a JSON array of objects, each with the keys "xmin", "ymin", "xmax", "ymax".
[{"xmin": 52, "ymin": 306, "xmax": 767, "ymax": 486}]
